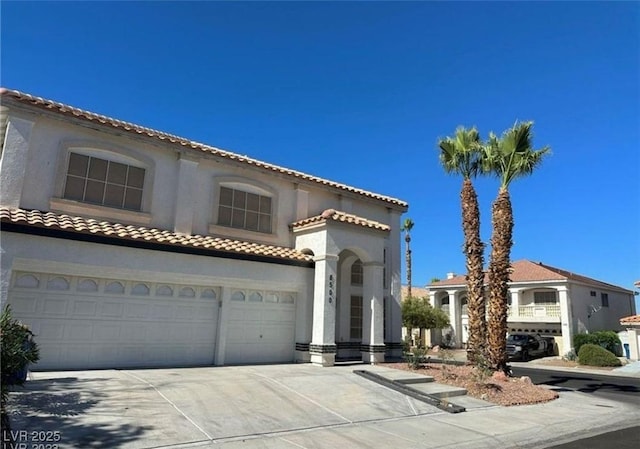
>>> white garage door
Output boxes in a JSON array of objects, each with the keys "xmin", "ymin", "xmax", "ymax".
[
  {"xmin": 8, "ymin": 271, "xmax": 219, "ymax": 370},
  {"xmin": 225, "ymin": 290, "xmax": 296, "ymax": 364}
]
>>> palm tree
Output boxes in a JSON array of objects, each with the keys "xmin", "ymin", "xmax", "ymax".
[
  {"xmin": 401, "ymin": 218, "xmax": 414, "ymax": 298},
  {"xmin": 484, "ymin": 121, "xmax": 550, "ymax": 371},
  {"xmin": 438, "ymin": 127, "xmax": 486, "ymax": 365}
]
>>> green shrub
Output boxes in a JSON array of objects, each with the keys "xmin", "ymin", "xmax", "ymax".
[
  {"xmin": 573, "ymin": 331, "xmax": 622, "ymax": 356},
  {"xmin": 577, "ymin": 344, "xmax": 621, "ymax": 367},
  {"xmin": 405, "ymin": 346, "xmax": 427, "ymax": 369},
  {"xmin": 1, "ymin": 305, "xmax": 40, "ymax": 412}
]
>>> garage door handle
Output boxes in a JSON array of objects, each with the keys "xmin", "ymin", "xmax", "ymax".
[{"xmin": 260, "ymin": 335, "xmax": 263, "ymax": 338}]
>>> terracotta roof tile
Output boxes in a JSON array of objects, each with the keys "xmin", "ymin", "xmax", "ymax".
[
  {"xmin": 1, "ymin": 207, "xmax": 313, "ymax": 264},
  {"xmin": 290, "ymin": 209, "xmax": 391, "ymax": 232},
  {"xmin": 401, "ymin": 286, "xmax": 430, "ymax": 300},
  {"xmin": 620, "ymin": 315, "xmax": 640, "ymax": 325},
  {"xmin": 0, "ymin": 88, "xmax": 407, "ymax": 209},
  {"xmin": 430, "ymin": 260, "xmax": 632, "ymax": 293}
]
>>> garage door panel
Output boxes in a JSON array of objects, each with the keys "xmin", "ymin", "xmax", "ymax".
[
  {"xmin": 65, "ymin": 323, "xmax": 93, "ymax": 341},
  {"xmin": 93, "ymin": 323, "xmax": 121, "ymax": 340},
  {"xmin": 226, "ymin": 302, "xmax": 295, "ymax": 364},
  {"xmin": 38, "ymin": 322, "xmax": 65, "ymax": 340},
  {"xmin": 125, "ymin": 303, "xmax": 149, "ymax": 319},
  {"xmin": 100, "ymin": 302, "xmax": 123, "ymax": 317},
  {"xmin": 43, "ymin": 298, "xmax": 68, "ymax": 315},
  {"xmin": 9, "ymin": 295, "xmax": 38, "ymax": 314},
  {"xmin": 152, "ymin": 304, "xmax": 173, "ymax": 319},
  {"xmin": 73, "ymin": 300, "xmax": 98, "ymax": 316},
  {"xmin": 177, "ymin": 305, "xmax": 195, "ymax": 320}
]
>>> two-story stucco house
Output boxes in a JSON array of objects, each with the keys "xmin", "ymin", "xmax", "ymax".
[
  {"xmin": 0, "ymin": 88, "xmax": 408, "ymax": 370},
  {"xmin": 428, "ymin": 260, "xmax": 636, "ymax": 356}
]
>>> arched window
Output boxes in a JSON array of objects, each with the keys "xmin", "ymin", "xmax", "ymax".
[{"xmin": 351, "ymin": 260, "xmax": 363, "ymax": 285}]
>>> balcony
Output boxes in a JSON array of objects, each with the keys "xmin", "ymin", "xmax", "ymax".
[{"xmin": 508, "ymin": 303, "xmax": 561, "ymax": 323}]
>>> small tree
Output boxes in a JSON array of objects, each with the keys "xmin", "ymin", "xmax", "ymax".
[{"xmin": 402, "ymin": 296, "xmax": 450, "ymax": 346}]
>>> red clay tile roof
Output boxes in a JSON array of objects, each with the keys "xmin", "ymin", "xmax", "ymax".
[
  {"xmin": 430, "ymin": 259, "xmax": 633, "ymax": 293},
  {"xmin": 620, "ymin": 315, "xmax": 640, "ymax": 325},
  {"xmin": 0, "ymin": 88, "xmax": 407, "ymax": 210},
  {"xmin": 1, "ymin": 207, "xmax": 313, "ymax": 265},
  {"xmin": 401, "ymin": 286, "xmax": 429, "ymax": 300},
  {"xmin": 290, "ymin": 209, "xmax": 391, "ymax": 232}
]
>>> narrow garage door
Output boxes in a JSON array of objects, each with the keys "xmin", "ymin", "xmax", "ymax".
[
  {"xmin": 225, "ymin": 290, "xmax": 296, "ymax": 364},
  {"xmin": 8, "ymin": 271, "xmax": 219, "ymax": 370}
]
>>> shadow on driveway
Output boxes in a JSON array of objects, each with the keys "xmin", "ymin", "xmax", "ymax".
[{"xmin": 8, "ymin": 376, "xmax": 151, "ymax": 449}]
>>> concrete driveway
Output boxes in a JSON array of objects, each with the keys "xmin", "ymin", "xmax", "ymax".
[
  {"xmin": 7, "ymin": 364, "xmax": 441, "ymax": 448},
  {"xmin": 8, "ymin": 363, "xmax": 639, "ymax": 449}
]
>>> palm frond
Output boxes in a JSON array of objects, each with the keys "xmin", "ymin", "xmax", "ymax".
[{"xmin": 437, "ymin": 126, "xmax": 483, "ymax": 179}]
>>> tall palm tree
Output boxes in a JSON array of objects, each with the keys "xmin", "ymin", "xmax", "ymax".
[
  {"xmin": 484, "ymin": 121, "xmax": 550, "ymax": 371},
  {"xmin": 438, "ymin": 127, "xmax": 486, "ymax": 364},
  {"xmin": 401, "ymin": 218, "xmax": 415, "ymax": 298}
]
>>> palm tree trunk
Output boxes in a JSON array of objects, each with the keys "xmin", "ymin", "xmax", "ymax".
[
  {"xmin": 487, "ymin": 187, "xmax": 513, "ymax": 371},
  {"xmin": 461, "ymin": 179, "xmax": 485, "ymax": 364},
  {"xmin": 405, "ymin": 235, "xmax": 412, "ymax": 298}
]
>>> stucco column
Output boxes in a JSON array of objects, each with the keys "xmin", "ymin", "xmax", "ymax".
[
  {"xmin": 173, "ymin": 154, "xmax": 199, "ymax": 235},
  {"xmin": 0, "ymin": 116, "xmax": 35, "ymax": 208},
  {"xmin": 427, "ymin": 291, "xmax": 441, "ymax": 346},
  {"xmin": 362, "ymin": 261, "xmax": 385, "ymax": 363},
  {"xmin": 447, "ymin": 290, "xmax": 460, "ymax": 347},
  {"xmin": 214, "ymin": 286, "xmax": 231, "ymax": 366},
  {"xmin": 310, "ymin": 254, "xmax": 338, "ymax": 366},
  {"xmin": 509, "ymin": 287, "xmax": 522, "ymax": 320},
  {"xmin": 558, "ymin": 286, "xmax": 574, "ymax": 356}
]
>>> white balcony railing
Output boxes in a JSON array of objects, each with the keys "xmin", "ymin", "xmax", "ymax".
[{"xmin": 508, "ymin": 303, "xmax": 561, "ymax": 321}]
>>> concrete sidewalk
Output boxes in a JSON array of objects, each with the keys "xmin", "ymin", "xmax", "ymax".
[{"xmin": 7, "ymin": 363, "xmax": 640, "ymax": 449}]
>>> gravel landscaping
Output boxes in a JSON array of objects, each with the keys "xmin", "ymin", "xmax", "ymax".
[{"xmin": 380, "ymin": 362, "xmax": 559, "ymax": 407}]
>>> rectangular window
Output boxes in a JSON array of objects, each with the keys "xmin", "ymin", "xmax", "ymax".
[
  {"xmin": 217, "ymin": 186, "xmax": 272, "ymax": 233},
  {"xmin": 63, "ymin": 152, "xmax": 145, "ymax": 211},
  {"xmin": 350, "ymin": 295, "xmax": 363, "ymax": 340},
  {"xmin": 533, "ymin": 291, "xmax": 557, "ymax": 304},
  {"xmin": 601, "ymin": 293, "xmax": 609, "ymax": 307}
]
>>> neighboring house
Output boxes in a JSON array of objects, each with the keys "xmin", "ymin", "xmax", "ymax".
[
  {"xmin": 428, "ymin": 260, "xmax": 636, "ymax": 356},
  {"xmin": 400, "ymin": 285, "xmax": 429, "ymax": 345},
  {"xmin": 619, "ymin": 315, "xmax": 640, "ymax": 361},
  {"xmin": 0, "ymin": 88, "xmax": 408, "ymax": 370},
  {"xmin": 619, "ymin": 280, "xmax": 640, "ymax": 361}
]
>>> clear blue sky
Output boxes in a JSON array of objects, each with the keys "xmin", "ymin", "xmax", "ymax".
[{"xmin": 2, "ymin": 2, "xmax": 639, "ymax": 308}]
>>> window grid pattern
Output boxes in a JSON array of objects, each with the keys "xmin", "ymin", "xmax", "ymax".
[
  {"xmin": 218, "ymin": 187, "xmax": 272, "ymax": 233},
  {"xmin": 350, "ymin": 295, "xmax": 363, "ymax": 340},
  {"xmin": 533, "ymin": 291, "xmax": 557, "ymax": 304},
  {"xmin": 351, "ymin": 260, "xmax": 363, "ymax": 286},
  {"xmin": 63, "ymin": 153, "xmax": 145, "ymax": 211}
]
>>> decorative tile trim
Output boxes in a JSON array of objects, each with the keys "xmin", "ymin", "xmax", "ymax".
[
  {"xmin": 336, "ymin": 341, "xmax": 362, "ymax": 350},
  {"xmin": 360, "ymin": 344, "xmax": 387, "ymax": 353},
  {"xmin": 309, "ymin": 344, "xmax": 337, "ymax": 354},
  {"xmin": 384, "ymin": 342, "xmax": 404, "ymax": 350},
  {"xmin": 295, "ymin": 342, "xmax": 310, "ymax": 352}
]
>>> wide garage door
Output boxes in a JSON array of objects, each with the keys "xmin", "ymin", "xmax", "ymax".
[
  {"xmin": 8, "ymin": 271, "xmax": 219, "ymax": 370},
  {"xmin": 225, "ymin": 290, "xmax": 296, "ymax": 364}
]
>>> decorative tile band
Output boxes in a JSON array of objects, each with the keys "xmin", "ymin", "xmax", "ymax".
[
  {"xmin": 336, "ymin": 341, "xmax": 362, "ymax": 350},
  {"xmin": 360, "ymin": 344, "xmax": 387, "ymax": 353},
  {"xmin": 309, "ymin": 344, "xmax": 337, "ymax": 354},
  {"xmin": 384, "ymin": 342, "xmax": 404, "ymax": 350},
  {"xmin": 295, "ymin": 342, "xmax": 310, "ymax": 352}
]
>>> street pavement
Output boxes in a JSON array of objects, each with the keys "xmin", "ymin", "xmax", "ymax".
[{"xmin": 5, "ymin": 359, "xmax": 640, "ymax": 449}]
